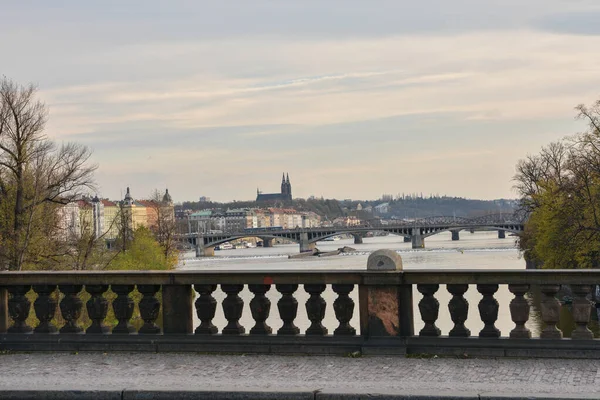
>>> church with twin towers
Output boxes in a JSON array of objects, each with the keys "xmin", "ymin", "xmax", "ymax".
[{"xmin": 256, "ymin": 173, "xmax": 293, "ymax": 202}]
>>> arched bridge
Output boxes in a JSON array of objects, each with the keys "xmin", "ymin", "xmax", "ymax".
[{"xmin": 181, "ymin": 212, "xmax": 527, "ymax": 256}]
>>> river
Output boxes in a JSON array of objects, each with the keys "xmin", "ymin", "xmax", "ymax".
[{"xmin": 178, "ymin": 231, "xmax": 597, "ymax": 338}]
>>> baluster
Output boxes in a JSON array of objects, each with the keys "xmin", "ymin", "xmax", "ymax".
[
  {"xmin": 477, "ymin": 284, "xmax": 500, "ymax": 338},
  {"xmin": 86, "ymin": 285, "xmax": 110, "ymax": 334},
  {"xmin": 305, "ymin": 284, "xmax": 328, "ymax": 336},
  {"xmin": 8, "ymin": 285, "xmax": 33, "ymax": 334},
  {"xmin": 138, "ymin": 285, "xmax": 161, "ymax": 334},
  {"xmin": 59, "ymin": 285, "xmax": 83, "ymax": 334},
  {"xmin": 332, "ymin": 284, "xmax": 356, "ymax": 336},
  {"xmin": 112, "ymin": 285, "xmax": 135, "ymax": 334},
  {"xmin": 33, "ymin": 285, "xmax": 58, "ymax": 334},
  {"xmin": 447, "ymin": 284, "xmax": 470, "ymax": 337},
  {"xmin": 277, "ymin": 284, "xmax": 299, "ymax": 335},
  {"xmin": 249, "ymin": 284, "xmax": 272, "ymax": 335},
  {"xmin": 540, "ymin": 284, "xmax": 562, "ymax": 339},
  {"xmin": 571, "ymin": 285, "xmax": 593, "ymax": 340},
  {"xmin": 221, "ymin": 284, "xmax": 245, "ymax": 335},
  {"xmin": 508, "ymin": 284, "xmax": 531, "ymax": 339},
  {"xmin": 194, "ymin": 284, "xmax": 218, "ymax": 334},
  {"xmin": 417, "ymin": 284, "xmax": 440, "ymax": 337}
]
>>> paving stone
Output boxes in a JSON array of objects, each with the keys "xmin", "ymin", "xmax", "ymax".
[{"xmin": 0, "ymin": 353, "xmax": 599, "ymax": 397}]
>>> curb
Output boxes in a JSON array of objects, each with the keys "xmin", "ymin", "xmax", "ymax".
[{"xmin": 0, "ymin": 390, "xmax": 598, "ymax": 400}]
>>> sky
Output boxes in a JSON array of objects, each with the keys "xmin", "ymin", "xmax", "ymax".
[{"xmin": 2, "ymin": 0, "xmax": 600, "ymax": 202}]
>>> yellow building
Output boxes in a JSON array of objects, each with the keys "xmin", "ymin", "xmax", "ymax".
[{"xmin": 101, "ymin": 199, "xmax": 120, "ymax": 239}]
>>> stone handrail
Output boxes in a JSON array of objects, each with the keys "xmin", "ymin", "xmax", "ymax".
[{"xmin": 1, "ymin": 251, "xmax": 600, "ymax": 357}]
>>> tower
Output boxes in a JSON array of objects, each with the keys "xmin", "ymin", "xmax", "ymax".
[
  {"xmin": 285, "ymin": 173, "xmax": 292, "ymax": 201},
  {"xmin": 280, "ymin": 173, "xmax": 287, "ymax": 197},
  {"xmin": 124, "ymin": 187, "xmax": 133, "ymax": 206},
  {"xmin": 162, "ymin": 188, "xmax": 173, "ymax": 205},
  {"xmin": 91, "ymin": 195, "xmax": 104, "ymax": 239}
]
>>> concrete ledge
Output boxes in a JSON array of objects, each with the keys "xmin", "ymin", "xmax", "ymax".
[
  {"xmin": 0, "ymin": 391, "xmax": 121, "ymax": 400},
  {"xmin": 406, "ymin": 336, "xmax": 600, "ymax": 358},
  {"xmin": 319, "ymin": 392, "xmax": 600, "ymax": 400},
  {"xmin": 2, "ymin": 390, "xmax": 597, "ymax": 400},
  {"xmin": 123, "ymin": 390, "xmax": 315, "ymax": 400},
  {"xmin": 0, "ymin": 334, "xmax": 365, "ymax": 355}
]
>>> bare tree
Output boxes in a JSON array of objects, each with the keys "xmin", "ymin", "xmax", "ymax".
[
  {"xmin": 58, "ymin": 200, "xmax": 123, "ymax": 270},
  {"xmin": 147, "ymin": 189, "xmax": 178, "ymax": 263},
  {"xmin": 0, "ymin": 77, "xmax": 97, "ymax": 270}
]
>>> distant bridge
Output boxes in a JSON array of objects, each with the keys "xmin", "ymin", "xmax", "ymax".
[{"xmin": 180, "ymin": 212, "xmax": 527, "ymax": 256}]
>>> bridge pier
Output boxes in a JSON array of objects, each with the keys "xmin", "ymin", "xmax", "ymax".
[
  {"xmin": 299, "ymin": 233, "xmax": 316, "ymax": 253},
  {"xmin": 411, "ymin": 235, "xmax": 424, "ymax": 249},
  {"xmin": 262, "ymin": 238, "xmax": 274, "ymax": 248},
  {"xmin": 451, "ymin": 230, "xmax": 460, "ymax": 241},
  {"xmin": 195, "ymin": 244, "xmax": 214, "ymax": 257},
  {"xmin": 352, "ymin": 234, "xmax": 363, "ymax": 244},
  {"xmin": 498, "ymin": 230, "xmax": 506, "ymax": 239}
]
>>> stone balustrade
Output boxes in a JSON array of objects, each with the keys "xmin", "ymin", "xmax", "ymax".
[{"xmin": 1, "ymin": 250, "xmax": 600, "ymax": 357}]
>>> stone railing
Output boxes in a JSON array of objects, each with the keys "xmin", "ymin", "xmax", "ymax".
[{"xmin": 1, "ymin": 250, "xmax": 600, "ymax": 357}]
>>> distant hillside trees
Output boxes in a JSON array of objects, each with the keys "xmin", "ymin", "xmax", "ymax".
[{"xmin": 515, "ymin": 100, "xmax": 600, "ymax": 268}]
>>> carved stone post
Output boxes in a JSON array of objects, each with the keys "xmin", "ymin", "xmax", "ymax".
[
  {"xmin": 59, "ymin": 285, "xmax": 83, "ymax": 334},
  {"xmin": 249, "ymin": 284, "xmax": 272, "ymax": 335},
  {"xmin": 477, "ymin": 284, "xmax": 500, "ymax": 338},
  {"xmin": 540, "ymin": 284, "xmax": 562, "ymax": 339},
  {"xmin": 194, "ymin": 284, "xmax": 218, "ymax": 334},
  {"xmin": 332, "ymin": 284, "xmax": 356, "ymax": 335},
  {"xmin": 447, "ymin": 284, "xmax": 470, "ymax": 337},
  {"xmin": 138, "ymin": 285, "xmax": 161, "ymax": 334},
  {"xmin": 0, "ymin": 287, "xmax": 8, "ymax": 334},
  {"xmin": 163, "ymin": 285, "xmax": 193, "ymax": 334},
  {"xmin": 222, "ymin": 284, "xmax": 245, "ymax": 335},
  {"xmin": 86, "ymin": 285, "xmax": 110, "ymax": 334},
  {"xmin": 277, "ymin": 284, "xmax": 299, "ymax": 335},
  {"xmin": 363, "ymin": 250, "xmax": 407, "ymax": 338},
  {"xmin": 571, "ymin": 285, "xmax": 593, "ymax": 340},
  {"xmin": 112, "ymin": 285, "xmax": 135, "ymax": 334},
  {"xmin": 508, "ymin": 284, "xmax": 531, "ymax": 339},
  {"xmin": 304, "ymin": 284, "xmax": 327, "ymax": 336},
  {"xmin": 417, "ymin": 284, "xmax": 441, "ymax": 337},
  {"xmin": 8, "ymin": 285, "xmax": 33, "ymax": 334},
  {"xmin": 33, "ymin": 285, "xmax": 58, "ymax": 334}
]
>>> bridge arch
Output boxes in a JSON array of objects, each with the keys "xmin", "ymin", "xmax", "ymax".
[{"xmin": 421, "ymin": 226, "xmax": 522, "ymax": 239}]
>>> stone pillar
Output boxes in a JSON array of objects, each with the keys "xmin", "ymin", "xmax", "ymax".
[
  {"xmin": 362, "ymin": 250, "xmax": 411, "ymax": 337},
  {"xmin": 353, "ymin": 234, "xmax": 363, "ymax": 244},
  {"xmin": 262, "ymin": 238, "xmax": 274, "ymax": 248},
  {"xmin": 451, "ymin": 230, "xmax": 460, "ymax": 241},
  {"xmin": 299, "ymin": 233, "xmax": 315, "ymax": 253},
  {"xmin": 0, "ymin": 287, "xmax": 8, "ymax": 334},
  {"xmin": 411, "ymin": 234, "xmax": 424, "ymax": 249},
  {"xmin": 162, "ymin": 285, "xmax": 193, "ymax": 334},
  {"xmin": 196, "ymin": 244, "xmax": 214, "ymax": 257},
  {"xmin": 498, "ymin": 230, "xmax": 506, "ymax": 239}
]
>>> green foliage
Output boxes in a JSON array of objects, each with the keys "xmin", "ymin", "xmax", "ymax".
[
  {"xmin": 515, "ymin": 100, "xmax": 600, "ymax": 269},
  {"xmin": 107, "ymin": 226, "xmax": 175, "ymax": 271}
]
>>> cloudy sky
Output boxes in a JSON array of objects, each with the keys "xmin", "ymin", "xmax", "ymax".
[{"xmin": 2, "ymin": 0, "xmax": 600, "ymax": 202}]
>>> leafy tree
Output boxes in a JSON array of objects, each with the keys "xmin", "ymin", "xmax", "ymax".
[
  {"xmin": 515, "ymin": 99, "xmax": 600, "ymax": 268},
  {"xmin": 107, "ymin": 227, "xmax": 174, "ymax": 271}
]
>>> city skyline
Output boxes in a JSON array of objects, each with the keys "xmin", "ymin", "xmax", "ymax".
[{"xmin": 3, "ymin": 1, "xmax": 600, "ymax": 202}]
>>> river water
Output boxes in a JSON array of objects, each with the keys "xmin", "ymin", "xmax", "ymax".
[{"xmin": 178, "ymin": 231, "xmax": 596, "ymax": 337}]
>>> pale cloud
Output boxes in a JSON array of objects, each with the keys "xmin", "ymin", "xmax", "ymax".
[{"xmin": 3, "ymin": 2, "xmax": 600, "ymax": 201}]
